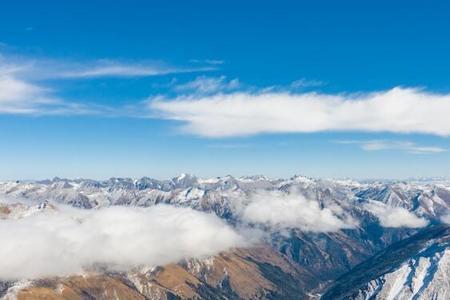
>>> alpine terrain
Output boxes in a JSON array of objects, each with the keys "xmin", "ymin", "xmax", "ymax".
[{"xmin": 0, "ymin": 174, "xmax": 449, "ymax": 300}]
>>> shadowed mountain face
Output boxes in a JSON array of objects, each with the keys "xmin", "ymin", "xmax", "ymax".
[
  {"xmin": 322, "ymin": 225, "xmax": 450, "ymax": 300},
  {"xmin": 0, "ymin": 175, "xmax": 449, "ymax": 299}
]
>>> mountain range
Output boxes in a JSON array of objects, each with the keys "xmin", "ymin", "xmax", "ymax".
[{"xmin": 0, "ymin": 174, "xmax": 449, "ymax": 300}]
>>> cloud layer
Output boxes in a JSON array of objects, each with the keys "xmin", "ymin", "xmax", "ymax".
[
  {"xmin": 364, "ymin": 202, "xmax": 428, "ymax": 228},
  {"xmin": 240, "ymin": 191, "xmax": 355, "ymax": 232},
  {"xmin": 150, "ymin": 88, "xmax": 450, "ymax": 137},
  {"xmin": 338, "ymin": 140, "xmax": 446, "ymax": 154},
  {"xmin": 0, "ymin": 204, "xmax": 245, "ymax": 280}
]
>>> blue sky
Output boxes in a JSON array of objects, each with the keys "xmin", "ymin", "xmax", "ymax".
[{"xmin": 1, "ymin": 0, "xmax": 450, "ymax": 180}]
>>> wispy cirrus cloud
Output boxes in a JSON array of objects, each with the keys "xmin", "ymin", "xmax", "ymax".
[
  {"xmin": 0, "ymin": 71, "xmax": 122, "ymax": 116},
  {"xmin": 0, "ymin": 53, "xmax": 214, "ymax": 115},
  {"xmin": 1, "ymin": 54, "xmax": 214, "ymax": 80},
  {"xmin": 0, "ymin": 73, "xmax": 100, "ymax": 115},
  {"xmin": 337, "ymin": 140, "xmax": 446, "ymax": 154},
  {"xmin": 290, "ymin": 78, "xmax": 325, "ymax": 89},
  {"xmin": 189, "ymin": 59, "xmax": 224, "ymax": 65},
  {"xmin": 174, "ymin": 76, "xmax": 240, "ymax": 94},
  {"xmin": 150, "ymin": 87, "xmax": 450, "ymax": 137},
  {"xmin": 57, "ymin": 60, "xmax": 214, "ymax": 79}
]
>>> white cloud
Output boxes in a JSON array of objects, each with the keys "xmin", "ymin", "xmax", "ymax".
[
  {"xmin": 0, "ymin": 73, "xmax": 111, "ymax": 116},
  {"xmin": 0, "ymin": 52, "xmax": 218, "ymax": 115},
  {"xmin": 337, "ymin": 140, "xmax": 446, "ymax": 154},
  {"xmin": 441, "ymin": 214, "xmax": 450, "ymax": 224},
  {"xmin": 0, "ymin": 76, "xmax": 44, "ymax": 105},
  {"xmin": 1, "ymin": 54, "xmax": 212, "ymax": 80},
  {"xmin": 364, "ymin": 202, "xmax": 428, "ymax": 228},
  {"xmin": 174, "ymin": 76, "xmax": 240, "ymax": 94},
  {"xmin": 0, "ymin": 204, "xmax": 246, "ymax": 280},
  {"xmin": 150, "ymin": 88, "xmax": 450, "ymax": 137},
  {"xmin": 0, "ymin": 54, "xmax": 208, "ymax": 115},
  {"xmin": 0, "ymin": 74, "xmax": 70, "ymax": 114},
  {"xmin": 189, "ymin": 59, "xmax": 224, "ymax": 65},
  {"xmin": 58, "ymin": 61, "xmax": 211, "ymax": 79},
  {"xmin": 240, "ymin": 191, "xmax": 356, "ymax": 232},
  {"xmin": 60, "ymin": 63, "xmax": 173, "ymax": 78},
  {"xmin": 290, "ymin": 78, "xmax": 324, "ymax": 89}
]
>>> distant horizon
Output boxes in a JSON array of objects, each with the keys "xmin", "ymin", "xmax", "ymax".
[{"xmin": 4, "ymin": 173, "xmax": 450, "ymax": 183}]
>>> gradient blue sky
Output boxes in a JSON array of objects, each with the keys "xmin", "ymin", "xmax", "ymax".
[{"xmin": 1, "ymin": 0, "xmax": 450, "ymax": 180}]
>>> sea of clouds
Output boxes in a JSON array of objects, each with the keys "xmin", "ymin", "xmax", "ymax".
[
  {"xmin": 0, "ymin": 204, "xmax": 246, "ymax": 280},
  {"xmin": 0, "ymin": 188, "xmax": 434, "ymax": 281}
]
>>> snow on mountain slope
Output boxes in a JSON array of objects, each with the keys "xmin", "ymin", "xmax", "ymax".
[
  {"xmin": 0, "ymin": 200, "xmax": 56, "ymax": 219},
  {"xmin": 322, "ymin": 225, "xmax": 450, "ymax": 300},
  {"xmin": 1, "ymin": 175, "xmax": 450, "ymax": 296},
  {"xmin": 359, "ymin": 249, "xmax": 450, "ymax": 300},
  {"xmin": 1, "ymin": 175, "xmax": 449, "ymax": 220},
  {"xmin": 0, "ymin": 246, "xmax": 316, "ymax": 300}
]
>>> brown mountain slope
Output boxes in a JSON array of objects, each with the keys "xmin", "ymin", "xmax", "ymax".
[{"xmin": 7, "ymin": 246, "xmax": 316, "ymax": 300}]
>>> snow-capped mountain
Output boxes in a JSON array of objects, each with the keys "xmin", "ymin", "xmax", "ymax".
[
  {"xmin": 1, "ymin": 175, "xmax": 449, "ymax": 219},
  {"xmin": 0, "ymin": 175, "xmax": 449, "ymax": 299},
  {"xmin": 322, "ymin": 224, "xmax": 450, "ymax": 300}
]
